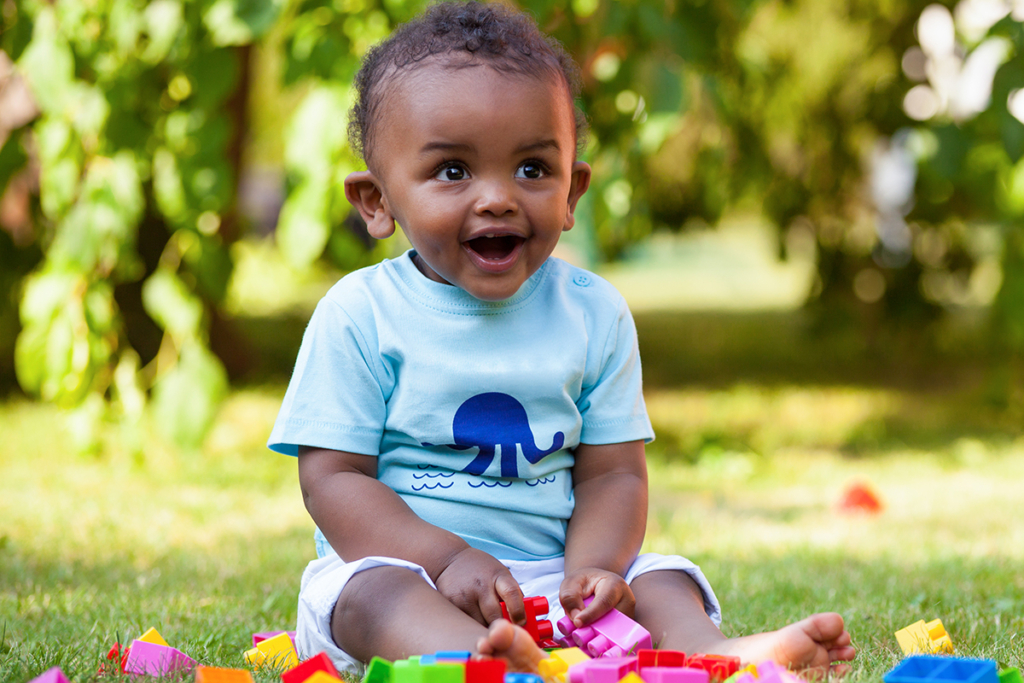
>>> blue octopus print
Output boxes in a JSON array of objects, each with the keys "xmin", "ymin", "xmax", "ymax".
[{"xmin": 424, "ymin": 393, "xmax": 564, "ymax": 478}]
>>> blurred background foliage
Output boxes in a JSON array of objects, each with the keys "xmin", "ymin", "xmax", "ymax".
[{"xmin": 1, "ymin": 0, "xmax": 1023, "ymax": 450}]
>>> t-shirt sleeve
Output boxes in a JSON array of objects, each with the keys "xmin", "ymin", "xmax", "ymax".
[
  {"xmin": 267, "ymin": 297, "xmax": 388, "ymax": 456},
  {"xmin": 577, "ymin": 298, "xmax": 655, "ymax": 445}
]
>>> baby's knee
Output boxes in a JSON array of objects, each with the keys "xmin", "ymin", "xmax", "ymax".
[{"xmin": 335, "ymin": 566, "xmax": 428, "ymax": 624}]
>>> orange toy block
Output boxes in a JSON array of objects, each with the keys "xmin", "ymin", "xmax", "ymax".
[{"xmin": 195, "ymin": 665, "xmax": 255, "ymax": 683}]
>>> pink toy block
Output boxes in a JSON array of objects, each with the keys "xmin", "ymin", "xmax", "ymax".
[
  {"xmin": 124, "ymin": 639, "xmax": 195, "ymax": 676},
  {"xmin": 283, "ymin": 652, "xmax": 341, "ymax": 683},
  {"xmin": 641, "ymin": 668, "xmax": 711, "ymax": 683},
  {"xmin": 29, "ymin": 668, "xmax": 70, "ymax": 683},
  {"xmin": 253, "ymin": 630, "xmax": 297, "ymax": 647},
  {"xmin": 567, "ymin": 656, "xmax": 639, "ymax": 683},
  {"xmin": 752, "ymin": 660, "xmax": 805, "ymax": 683},
  {"xmin": 556, "ymin": 597, "xmax": 652, "ymax": 658},
  {"xmin": 638, "ymin": 651, "xmax": 688, "ymax": 669}
]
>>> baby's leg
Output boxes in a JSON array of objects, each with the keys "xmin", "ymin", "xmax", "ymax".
[
  {"xmin": 630, "ymin": 570, "xmax": 855, "ymax": 676},
  {"xmin": 332, "ymin": 566, "xmax": 544, "ymax": 671}
]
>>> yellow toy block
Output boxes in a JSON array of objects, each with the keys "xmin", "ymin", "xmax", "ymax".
[
  {"xmin": 895, "ymin": 618, "xmax": 954, "ymax": 655},
  {"xmin": 618, "ymin": 674, "xmax": 646, "ymax": 683},
  {"xmin": 242, "ymin": 631, "xmax": 298, "ymax": 670},
  {"xmin": 195, "ymin": 665, "xmax": 255, "ymax": 683},
  {"xmin": 538, "ymin": 648, "xmax": 591, "ymax": 682},
  {"xmin": 304, "ymin": 672, "xmax": 343, "ymax": 683},
  {"xmin": 137, "ymin": 627, "xmax": 169, "ymax": 647}
]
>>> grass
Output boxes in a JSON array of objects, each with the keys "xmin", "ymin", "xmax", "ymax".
[
  {"xmin": 1, "ymin": 379, "xmax": 1022, "ymax": 683},
  {"xmin": 1, "ymin": 236, "xmax": 1022, "ymax": 682}
]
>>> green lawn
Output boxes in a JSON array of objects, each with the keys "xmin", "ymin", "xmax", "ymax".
[{"xmin": 1, "ymin": 375, "xmax": 1022, "ymax": 683}]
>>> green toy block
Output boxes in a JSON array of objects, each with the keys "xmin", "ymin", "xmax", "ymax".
[
  {"xmin": 395, "ymin": 659, "xmax": 424, "ymax": 683},
  {"xmin": 364, "ymin": 657, "xmax": 394, "ymax": 683},
  {"xmin": 999, "ymin": 669, "xmax": 1022, "ymax": 683},
  {"xmin": 423, "ymin": 663, "xmax": 464, "ymax": 683}
]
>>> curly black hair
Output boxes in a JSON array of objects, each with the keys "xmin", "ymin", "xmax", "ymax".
[{"xmin": 349, "ymin": 1, "xmax": 588, "ymax": 165}]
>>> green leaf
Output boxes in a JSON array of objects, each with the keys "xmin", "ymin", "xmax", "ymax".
[
  {"xmin": 142, "ymin": 268, "xmax": 204, "ymax": 342},
  {"xmin": 20, "ymin": 270, "xmax": 78, "ymax": 327},
  {"xmin": 284, "ymin": 86, "xmax": 350, "ymax": 180},
  {"xmin": 203, "ymin": 0, "xmax": 283, "ymax": 47},
  {"xmin": 16, "ymin": 8, "xmax": 75, "ymax": 115},
  {"xmin": 276, "ymin": 178, "xmax": 331, "ymax": 268},
  {"xmin": 153, "ymin": 147, "xmax": 188, "ymax": 223},
  {"xmin": 151, "ymin": 341, "xmax": 228, "ymax": 449},
  {"xmin": 142, "ymin": 0, "xmax": 184, "ymax": 64}
]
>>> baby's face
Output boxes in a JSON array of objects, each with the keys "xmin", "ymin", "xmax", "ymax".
[{"xmin": 367, "ymin": 60, "xmax": 590, "ymax": 301}]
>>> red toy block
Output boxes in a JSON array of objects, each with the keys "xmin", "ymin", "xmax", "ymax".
[
  {"xmin": 638, "ymin": 651, "xmax": 688, "ymax": 669},
  {"xmin": 685, "ymin": 655, "xmax": 740, "ymax": 682},
  {"xmin": 283, "ymin": 652, "xmax": 341, "ymax": 683},
  {"xmin": 837, "ymin": 482, "xmax": 883, "ymax": 514},
  {"xmin": 100, "ymin": 642, "xmax": 130, "ymax": 675},
  {"xmin": 500, "ymin": 596, "xmax": 555, "ymax": 647},
  {"xmin": 466, "ymin": 660, "xmax": 506, "ymax": 683}
]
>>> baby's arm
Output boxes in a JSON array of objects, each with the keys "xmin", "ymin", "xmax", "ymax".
[
  {"xmin": 560, "ymin": 439, "xmax": 648, "ymax": 627},
  {"xmin": 298, "ymin": 446, "xmax": 527, "ymax": 625}
]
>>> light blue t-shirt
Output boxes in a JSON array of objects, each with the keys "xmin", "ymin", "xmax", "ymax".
[{"xmin": 268, "ymin": 250, "xmax": 654, "ymax": 561}]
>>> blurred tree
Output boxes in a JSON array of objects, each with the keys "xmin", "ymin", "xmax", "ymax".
[{"xmin": 1, "ymin": 0, "xmax": 1020, "ymax": 450}]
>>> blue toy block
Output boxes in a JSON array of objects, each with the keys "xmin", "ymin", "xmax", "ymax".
[
  {"xmin": 421, "ymin": 656, "xmax": 438, "ymax": 665},
  {"xmin": 884, "ymin": 656, "xmax": 999, "ymax": 683},
  {"xmin": 435, "ymin": 651, "xmax": 472, "ymax": 661},
  {"xmin": 505, "ymin": 674, "xmax": 544, "ymax": 683}
]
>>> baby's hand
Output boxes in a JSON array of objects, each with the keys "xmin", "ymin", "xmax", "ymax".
[
  {"xmin": 559, "ymin": 567, "xmax": 635, "ymax": 628},
  {"xmin": 435, "ymin": 547, "xmax": 526, "ymax": 627}
]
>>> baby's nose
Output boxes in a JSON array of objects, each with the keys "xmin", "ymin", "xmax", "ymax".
[{"xmin": 474, "ymin": 178, "xmax": 518, "ymax": 215}]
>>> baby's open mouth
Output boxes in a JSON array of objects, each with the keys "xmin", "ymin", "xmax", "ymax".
[{"xmin": 465, "ymin": 234, "xmax": 525, "ymax": 261}]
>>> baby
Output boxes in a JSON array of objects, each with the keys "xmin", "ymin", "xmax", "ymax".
[{"xmin": 268, "ymin": 0, "xmax": 855, "ymax": 676}]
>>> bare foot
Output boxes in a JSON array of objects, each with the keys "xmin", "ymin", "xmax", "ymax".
[
  {"xmin": 710, "ymin": 613, "xmax": 856, "ymax": 677},
  {"xmin": 475, "ymin": 619, "xmax": 546, "ymax": 673}
]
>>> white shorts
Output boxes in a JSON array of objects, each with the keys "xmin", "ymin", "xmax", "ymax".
[{"xmin": 294, "ymin": 553, "xmax": 722, "ymax": 674}]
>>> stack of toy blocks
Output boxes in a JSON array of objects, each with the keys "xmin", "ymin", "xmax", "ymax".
[
  {"xmin": 886, "ymin": 618, "xmax": 1020, "ymax": 683},
  {"xmin": 100, "ymin": 626, "xmax": 196, "ymax": 678},
  {"xmin": 365, "ymin": 651, "xmax": 507, "ymax": 683}
]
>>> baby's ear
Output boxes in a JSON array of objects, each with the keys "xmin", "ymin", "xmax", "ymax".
[
  {"xmin": 563, "ymin": 161, "xmax": 592, "ymax": 231},
  {"xmin": 345, "ymin": 171, "xmax": 396, "ymax": 239}
]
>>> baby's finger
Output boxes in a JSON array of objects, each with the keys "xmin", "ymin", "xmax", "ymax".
[
  {"xmin": 557, "ymin": 575, "xmax": 588, "ymax": 624},
  {"xmin": 494, "ymin": 573, "xmax": 526, "ymax": 625}
]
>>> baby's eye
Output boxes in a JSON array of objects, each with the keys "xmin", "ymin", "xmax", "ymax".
[
  {"xmin": 515, "ymin": 162, "xmax": 546, "ymax": 179},
  {"xmin": 435, "ymin": 164, "xmax": 468, "ymax": 181}
]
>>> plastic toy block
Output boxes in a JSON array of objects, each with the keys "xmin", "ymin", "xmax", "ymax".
[
  {"xmin": 501, "ymin": 596, "xmax": 558, "ymax": 647},
  {"xmin": 364, "ymin": 656, "xmax": 395, "ymax": 683},
  {"xmin": 395, "ymin": 659, "xmax": 426, "ymax": 683},
  {"xmin": 557, "ymin": 597, "xmax": 652, "ymax": 658},
  {"xmin": 896, "ymin": 620, "xmax": 954, "ymax": 655},
  {"xmin": 243, "ymin": 631, "xmax": 299, "ymax": 670},
  {"xmin": 423, "ymin": 662, "xmax": 465, "ymax": 683},
  {"xmin": 539, "ymin": 648, "xmax": 593, "ymax": 682},
  {"xmin": 466, "ymin": 659, "xmax": 506, "ymax": 683},
  {"xmin": 837, "ymin": 481, "xmax": 883, "ymax": 513},
  {"xmin": 725, "ymin": 664, "xmax": 759, "ymax": 683},
  {"xmin": 124, "ymin": 639, "xmax": 196, "ymax": 677},
  {"xmin": 750, "ymin": 661, "xmax": 805, "ymax": 683},
  {"xmin": 638, "ymin": 651, "xmax": 688, "ymax": 669},
  {"xmin": 436, "ymin": 651, "xmax": 473, "ymax": 661},
  {"xmin": 684, "ymin": 655, "xmax": 740, "ymax": 682},
  {"xmin": 306, "ymin": 674, "xmax": 344, "ymax": 683},
  {"xmin": 195, "ymin": 665, "xmax": 256, "ymax": 683},
  {"xmin": 421, "ymin": 656, "xmax": 438, "ymax": 665},
  {"xmin": 884, "ymin": 657, "xmax": 997, "ymax": 683},
  {"xmin": 283, "ymin": 652, "xmax": 341, "ymax": 683},
  {"xmin": 999, "ymin": 669, "xmax": 1022, "ymax": 683},
  {"xmin": 640, "ymin": 668, "xmax": 711, "ymax": 683},
  {"xmin": 505, "ymin": 675, "xmax": 544, "ymax": 683},
  {"xmin": 138, "ymin": 626, "xmax": 169, "ymax": 647},
  {"xmin": 253, "ymin": 630, "xmax": 298, "ymax": 647},
  {"xmin": 567, "ymin": 656, "xmax": 638, "ymax": 683},
  {"xmin": 28, "ymin": 668, "xmax": 70, "ymax": 683},
  {"xmin": 102, "ymin": 642, "xmax": 130, "ymax": 675}
]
